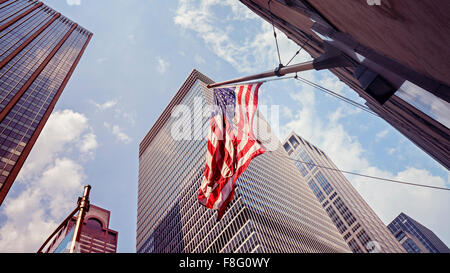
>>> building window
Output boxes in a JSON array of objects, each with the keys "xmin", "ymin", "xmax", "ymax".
[
  {"xmin": 395, "ymin": 231, "xmax": 406, "ymax": 241},
  {"xmin": 329, "ymin": 192, "xmax": 337, "ymax": 200},
  {"xmin": 333, "ymin": 197, "xmax": 357, "ymax": 226},
  {"xmin": 402, "ymin": 238, "xmax": 421, "ymax": 253},
  {"xmin": 315, "ymin": 171, "xmax": 334, "ymax": 195},
  {"xmin": 352, "ymin": 223, "xmax": 361, "ymax": 233},
  {"xmin": 343, "ymin": 232, "xmax": 352, "ymax": 240},
  {"xmin": 86, "ymin": 218, "xmax": 103, "ymax": 230},
  {"xmin": 308, "ymin": 180, "xmax": 326, "ymax": 203},
  {"xmin": 325, "ymin": 206, "xmax": 347, "ymax": 234},
  {"xmin": 348, "ymin": 238, "xmax": 363, "ymax": 253},
  {"xmin": 356, "ymin": 230, "xmax": 371, "ymax": 251},
  {"xmin": 299, "ymin": 150, "xmax": 315, "ymax": 170},
  {"xmin": 395, "ymin": 81, "xmax": 450, "ymax": 129},
  {"xmin": 283, "ymin": 142, "xmax": 292, "ymax": 155},
  {"xmin": 289, "ymin": 135, "xmax": 300, "ymax": 149}
]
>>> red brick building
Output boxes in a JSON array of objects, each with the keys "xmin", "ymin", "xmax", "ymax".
[{"xmin": 46, "ymin": 204, "xmax": 118, "ymax": 253}]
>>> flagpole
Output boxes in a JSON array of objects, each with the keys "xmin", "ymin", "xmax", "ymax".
[
  {"xmin": 37, "ymin": 206, "xmax": 79, "ymax": 253},
  {"xmin": 69, "ymin": 185, "xmax": 91, "ymax": 253},
  {"xmin": 207, "ymin": 61, "xmax": 315, "ymax": 88}
]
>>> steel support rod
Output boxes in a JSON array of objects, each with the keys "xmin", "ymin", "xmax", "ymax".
[
  {"xmin": 207, "ymin": 60, "xmax": 315, "ymax": 88},
  {"xmin": 69, "ymin": 185, "xmax": 91, "ymax": 253},
  {"xmin": 37, "ymin": 206, "xmax": 79, "ymax": 253}
]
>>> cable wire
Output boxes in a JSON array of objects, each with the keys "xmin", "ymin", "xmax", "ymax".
[
  {"xmin": 286, "ymin": 37, "xmax": 311, "ymax": 67},
  {"xmin": 268, "ymin": 0, "xmax": 282, "ymax": 66},
  {"xmin": 212, "ymin": 74, "xmax": 380, "ymax": 118},
  {"xmin": 294, "ymin": 76, "xmax": 380, "ymax": 117},
  {"xmin": 280, "ymin": 155, "xmax": 450, "ymax": 192}
]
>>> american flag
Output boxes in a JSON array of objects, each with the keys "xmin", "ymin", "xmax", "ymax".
[{"xmin": 198, "ymin": 83, "xmax": 265, "ymax": 220}]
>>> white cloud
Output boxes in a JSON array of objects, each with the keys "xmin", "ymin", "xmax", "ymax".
[
  {"xmin": 387, "ymin": 148, "xmax": 396, "ymax": 155},
  {"xmin": 114, "ymin": 108, "xmax": 137, "ymax": 126},
  {"xmin": 90, "ymin": 98, "xmax": 136, "ymax": 126},
  {"xmin": 279, "ymin": 78, "xmax": 450, "ymax": 246},
  {"xmin": 175, "ymin": 0, "xmax": 450, "ymax": 247},
  {"xmin": 319, "ymin": 76, "xmax": 346, "ymax": 96},
  {"xmin": 375, "ymin": 129, "xmax": 389, "ymax": 141},
  {"xmin": 91, "ymin": 99, "xmax": 118, "ymax": 111},
  {"xmin": 156, "ymin": 57, "xmax": 170, "ymax": 74},
  {"xmin": 17, "ymin": 110, "xmax": 93, "ymax": 181},
  {"xmin": 66, "ymin": 0, "xmax": 81, "ymax": 6},
  {"xmin": 351, "ymin": 167, "xmax": 450, "ymax": 245},
  {"xmin": 78, "ymin": 133, "xmax": 98, "ymax": 156},
  {"xmin": 104, "ymin": 122, "xmax": 132, "ymax": 144},
  {"xmin": 174, "ymin": 0, "xmax": 311, "ymax": 73},
  {"xmin": 112, "ymin": 125, "xmax": 132, "ymax": 144},
  {"xmin": 127, "ymin": 34, "xmax": 136, "ymax": 45},
  {"xmin": 194, "ymin": 54, "xmax": 206, "ymax": 65},
  {"xmin": 0, "ymin": 110, "xmax": 97, "ymax": 252},
  {"xmin": 96, "ymin": 57, "xmax": 109, "ymax": 64}
]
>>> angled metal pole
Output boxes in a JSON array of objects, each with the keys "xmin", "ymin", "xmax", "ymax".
[
  {"xmin": 206, "ymin": 46, "xmax": 353, "ymax": 89},
  {"xmin": 207, "ymin": 61, "xmax": 314, "ymax": 88},
  {"xmin": 37, "ymin": 206, "xmax": 79, "ymax": 253},
  {"xmin": 69, "ymin": 185, "xmax": 91, "ymax": 253}
]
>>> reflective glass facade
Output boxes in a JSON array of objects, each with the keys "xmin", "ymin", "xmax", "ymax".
[
  {"xmin": 137, "ymin": 70, "xmax": 350, "ymax": 253},
  {"xmin": 388, "ymin": 212, "xmax": 450, "ymax": 253},
  {"xmin": 283, "ymin": 133, "xmax": 405, "ymax": 253},
  {"xmin": 0, "ymin": 0, "xmax": 92, "ymax": 205}
]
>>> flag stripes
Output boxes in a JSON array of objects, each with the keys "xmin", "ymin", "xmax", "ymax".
[{"xmin": 198, "ymin": 83, "xmax": 265, "ymax": 220}]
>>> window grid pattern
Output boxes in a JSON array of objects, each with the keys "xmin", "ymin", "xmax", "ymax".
[
  {"xmin": 315, "ymin": 171, "xmax": 334, "ymax": 195},
  {"xmin": 284, "ymin": 132, "xmax": 405, "ymax": 253},
  {"xmin": 0, "ymin": 0, "xmax": 92, "ymax": 192},
  {"xmin": 325, "ymin": 206, "xmax": 347, "ymax": 234},
  {"xmin": 333, "ymin": 197, "xmax": 357, "ymax": 226},
  {"xmin": 0, "ymin": 6, "xmax": 54, "ymax": 61},
  {"xmin": 348, "ymin": 238, "xmax": 363, "ymax": 253},
  {"xmin": 356, "ymin": 230, "xmax": 371, "ymax": 251},
  {"xmin": 387, "ymin": 213, "xmax": 448, "ymax": 253},
  {"xmin": 290, "ymin": 147, "xmax": 308, "ymax": 176},
  {"xmin": 0, "ymin": 0, "xmax": 34, "ymax": 24},
  {"xmin": 307, "ymin": 179, "xmax": 325, "ymax": 202},
  {"xmin": 0, "ymin": 27, "xmax": 87, "ymax": 185},
  {"xmin": 402, "ymin": 238, "xmax": 421, "ymax": 253},
  {"xmin": 0, "ymin": 19, "xmax": 68, "ymax": 111},
  {"xmin": 137, "ymin": 77, "xmax": 350, "ymax": 253}
]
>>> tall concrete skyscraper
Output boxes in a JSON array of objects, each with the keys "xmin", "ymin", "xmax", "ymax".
[
  {"xmin": 239, "ymin": 0, "xmax": 450, "ymax": 170},
  {"xmin": 388, "ymin": 212, "xmax": 450, "ymax": 253},
  {"xmin": 0, "ymin": 0, "xmax": 92, "ymax": 205},
  {"xmin": 45, "ymin": 204, "xmax": 118, "ymax": 253},
  {"xmin": 282, "ymin": 132, "xmax": 404, "ymax": 253},
  {"xmin": 137, "ymin": 70, "xmax": 350, "ymax": 253}
]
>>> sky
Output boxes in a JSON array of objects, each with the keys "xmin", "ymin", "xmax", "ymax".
[{"xmin": 0, "ymin": 0, "xmax": 448, "ymax": 253}]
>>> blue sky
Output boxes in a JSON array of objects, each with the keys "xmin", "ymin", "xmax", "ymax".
[{"xmin": 0, "ymin": 0, "xmax": 448, "ymax": 252}]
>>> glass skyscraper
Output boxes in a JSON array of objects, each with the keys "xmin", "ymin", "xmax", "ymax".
[
  {"xmin": 0, "ymin": 0, "xmax": 92, "ymax": 205},
  {"xmin": 137, "ymin": 70, "xmax": 350, "ymax": 253},
  {"xmin": 388, "ymin": 212, "xmax": 450, "ymax": 253},
  {"xmin": 283, "ymin": 132, "xmax": 404, "ymax": 253}
]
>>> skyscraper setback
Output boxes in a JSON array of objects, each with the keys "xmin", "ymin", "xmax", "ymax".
[
  {"xmin": 137, "ymin": 70, "xmax": 350, "ymax": 253},
  {"xmin": 283, "ymin": 132, "xmax": 404, "ymax": 253},
  {"xmin": 0, "ymin": 0, "xmax": 92, "ymax": 205}
]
